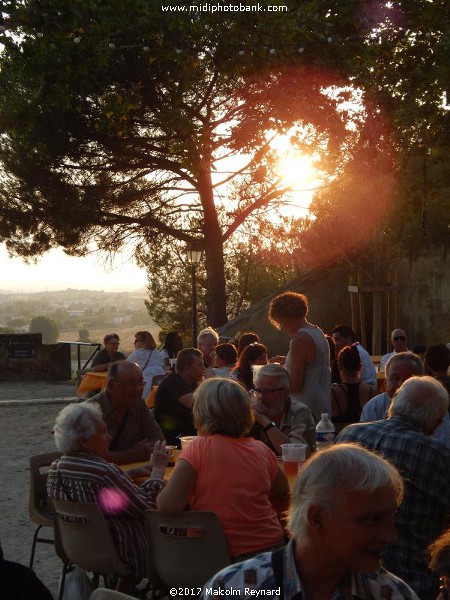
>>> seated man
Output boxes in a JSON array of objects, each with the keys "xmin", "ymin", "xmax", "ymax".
[
  {"xmin": 200, "ymin": 444, "xmax": 417, "ymax": 600},
  {"xmin": 337, "ymin": 376, "xmax": 450, "ymax": 598},
  {"xmin": 332, "ymin": 324, "xmax": 377, "ymax": 386},
  {"xmin": 250, "ymin": 363, "xmax": 316, "ymax": 455},
  {"xmin": 84, "ymin": 361, "xmax": 164, "ymax": 464},
  {"xmin": 197, "ymin": 327, "xmax": 219, "ymax": 369},
  {"xmin": 91, "ymin": 333, "xmax": 126, "ymax": 372},
  {"xmin": 154, "ymin": 348, "xmax": 205, "ymax": 445},
  {"xmin": 379, "ymin": 328, "xmax": 409, "ymax": 372},
  {"xmin": 360, "ymin": 352, "xmax": 450, "ymax": 448}
]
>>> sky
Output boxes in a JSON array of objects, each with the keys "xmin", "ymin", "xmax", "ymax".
[{"xmin": 0, "ymin": 243, "xmax": 148, "ymax": 293}]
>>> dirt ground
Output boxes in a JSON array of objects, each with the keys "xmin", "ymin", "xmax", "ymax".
[{"xmin": 0, "ymin": 381, "xmax": 77, "ymax": 597}]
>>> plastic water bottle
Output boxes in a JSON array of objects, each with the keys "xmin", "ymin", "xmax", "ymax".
[{"xmin": 315, "ymin": 413, "xmax": 335, "ymax": 451}]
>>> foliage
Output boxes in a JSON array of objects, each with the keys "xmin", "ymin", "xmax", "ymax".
[
  {"xmin": 0, "ymin": 0, "xmax": 366, "ymax": 327},
  {"xmin": 0, "ymin": 0, "xmax": 448, "ymax": 327},
  {"xmin": 141, "ymin": 216, "xmax": 304, "ymax": 337},
  {"xmin": 77, "ymin": 328, "xmax": 91, "ymax": 342},
  {"xmin": 29, "ymin": 315, "xmax": 60, "ymax": 343}
]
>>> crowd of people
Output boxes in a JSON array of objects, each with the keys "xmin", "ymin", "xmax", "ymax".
[{"xmin": 15, "ymin": 290, "xmax": 450, "ymax": 598}]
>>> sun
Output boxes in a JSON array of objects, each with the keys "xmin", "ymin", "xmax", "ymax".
[
  {"xmin": 271, "ymin": 135, "xmax": 322, "ymax": 217},
  {"xmin": 277, "ymin": 152, "xmax": 319, "ymax": 192}
]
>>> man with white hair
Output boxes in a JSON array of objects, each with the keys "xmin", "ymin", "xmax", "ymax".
[
  {"xmin": 200, "ymin": 444, "xmax": 418, "ymax": 600},
  {"xmin": 337, "ymin": 376, "xmax": 450, "ymax": 599},
  {"xmin": 197, "ymin": 326, "xmax": 219, "ymax": 369},
  {"xmin": 360, "ymin": 352, "xmax": 450, "ymax": 448},
  {"xmin": 250, "ymin": 363, "xmax": 316, "ymax": 455},
  {"xmin": 379, "ymin": 328, "xmax": 409, "ymax": 372}
]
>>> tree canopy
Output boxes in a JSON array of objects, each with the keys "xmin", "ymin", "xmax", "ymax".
[{"xmin": 0, "ymin": 0, "xmax": 448, "ymax": 327}]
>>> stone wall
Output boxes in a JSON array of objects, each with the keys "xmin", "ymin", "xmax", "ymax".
[{"xmin": 219, "ymin": 248, "xmax": 450, "ymax": 356}]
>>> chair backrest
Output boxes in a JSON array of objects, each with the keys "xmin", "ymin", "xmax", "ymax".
[
  {"xmin": 145, "ymin": 510, "xmax": 231, "ymax": 590},
  {"xmin": 52, "ymin": 499, "xmax": 128, "ymax": 577},
  {"xmin": 29, "ymin": 451, "xmax": 62, "ymax": 526},
  {"xmin": 90, "ymin": 589, "xmax": 136, "ymax": 600}
]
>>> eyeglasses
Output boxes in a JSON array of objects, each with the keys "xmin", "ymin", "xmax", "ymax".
[
  {"xmin": 254, "ymin": 387, "xmax": 283, "ymax": 396},
  {"xmin": 393, "ymin": 336, "xmax": 406, "ymax": 341}
]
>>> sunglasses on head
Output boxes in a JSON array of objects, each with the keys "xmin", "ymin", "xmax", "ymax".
[{"xmin": 393, "ymin": 336, "xmax": 406, "ymax": 341}]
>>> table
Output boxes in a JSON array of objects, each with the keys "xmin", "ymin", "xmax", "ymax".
[
  {"xmin": 77, "ymin": 371, "xmax": 107, "ymax": 397},
  {"xmin": 121, "ymin": 450, "xmax": 181, "ymax": 484}
]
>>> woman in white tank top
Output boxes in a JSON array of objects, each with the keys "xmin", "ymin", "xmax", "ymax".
[{"xmin": 269, "ymin": 291, "xmax": 331, "ymax": 420}]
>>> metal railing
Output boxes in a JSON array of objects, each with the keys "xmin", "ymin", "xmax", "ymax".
[{"xmin": 58, "ymin": 341, "xmax": 101, "ymax": 372}]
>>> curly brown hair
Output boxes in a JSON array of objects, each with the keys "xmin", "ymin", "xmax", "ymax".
[{"xmin": 269, "ymin": 292, "xmax": 308, "ymax": 329}]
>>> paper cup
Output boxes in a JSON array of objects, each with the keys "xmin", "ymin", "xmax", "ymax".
[
  {"xmin": 165, "ymin": 445, "xmax": 177, "ymax": 466},
  {"xmin": 180, "ymin": 436, "xmax": 196, "ymax": 450},
  {"xmin": 280, "ymin": 443, "xmax": 307, "ymax": 477}
]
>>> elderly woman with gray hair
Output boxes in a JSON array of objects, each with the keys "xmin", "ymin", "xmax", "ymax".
[{"xmin": 47, "ymin": 403, "xmax": 168, "ymax": 593}]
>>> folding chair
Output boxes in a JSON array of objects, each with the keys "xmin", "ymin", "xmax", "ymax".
[
  {"xmin": 52, "ymin": 499, "xmax": 129, "ymax": 600},
  {"xmin": 28, "ymin": 451, "xmax": 62, "ymax": 568},
  {"xmin": 145, "ymin": 510, "xmax": 231, "ymax": 596}
]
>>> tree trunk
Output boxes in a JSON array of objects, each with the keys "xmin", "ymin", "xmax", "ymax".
[{"xmin": 198, "ymin": 153, "xmax": 228, "ymax": 328}]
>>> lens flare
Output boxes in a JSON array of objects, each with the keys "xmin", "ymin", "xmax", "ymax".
[{"xmin": 97, "ymin": 487, "xmax": 129, "ymax": 515}]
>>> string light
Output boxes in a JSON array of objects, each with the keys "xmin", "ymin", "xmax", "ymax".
[{"xmin": 0, "ymin": 19, "xmax": 434, "ymax": 58}]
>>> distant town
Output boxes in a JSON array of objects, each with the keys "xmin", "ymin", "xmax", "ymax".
[{"xmin": 0, "ymin": 288, "xmax": 158, "ymax": 354}]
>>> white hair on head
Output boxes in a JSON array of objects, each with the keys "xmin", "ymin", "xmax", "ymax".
[
  {"xmin": 256, "ymin": 363, "xmax": 290, "ymax": 388},
  {"xmin": 385, "ymin": 351, "xmax": 424, "ymax": 376},
  {"xmin": 197, "ymin": 326, "xmax": 219, "ymax": 345},
  {"xmin": 54, "ymin": 403, "xmax": 103, "ymax": 453},
  {"xmin": 388, "ymin": 376, "xmax": 449, "ymax": 434},
  {"xmin": 289, "ymin": 443, "xmax": 403, "ymax": 543}
]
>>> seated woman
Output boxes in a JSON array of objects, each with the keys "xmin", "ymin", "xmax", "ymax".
[
  {"xmin": 230, "ymin": 342, "xmax": 268, "ymax": 391},
  {"xmin": 160, "ymin": 331, "xmax": 184, "ymax": 370},
  {"xmin": 429, "ymin": 529, "xmax": 450, "ymax": 600},
  {"xmin": 47, "ymin": 403, "xmax": 168, "ymax": 593},
  {"xmin": 156, "ymin": 378, "xmax": 288, "ymax": 561},
  {"xmin": 126, "ymin": 331, "xmax": 166, "ymax": 398},
  {"xmin": 208, "ymin": 343, "xmax": 237, "ymax": 378},
  {"xmin": 237, "ymin": 332, "xmax": 259, "ymax": 357},
  {"xmin": 331, "ymin": 345, "xmax": 376, "ymax": 430}
]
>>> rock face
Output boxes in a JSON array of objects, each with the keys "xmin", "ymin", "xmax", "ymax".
[{"xmin": 219, "ymin": 249, "xmax": 450, "ymax": 356}]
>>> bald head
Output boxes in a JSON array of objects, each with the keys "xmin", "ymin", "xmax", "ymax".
[{"xmin": 107, "ymin": 361, "xmax": 145, "ymax": 411}]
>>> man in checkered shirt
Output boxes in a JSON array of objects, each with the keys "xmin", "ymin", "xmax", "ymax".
[{"xmin": 337, "ymin": 376, "xmax": 450, "ymax": 599}]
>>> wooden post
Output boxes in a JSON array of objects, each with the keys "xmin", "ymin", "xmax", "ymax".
[
  {"xmin": 357, "ymin": 273, "xmax": 366, "ymax": 348},
  {"xmin": 394, "ymin": 271, "xmax": 400, "ymax": 326},
  {"xmin": 372, "ymin": 290, "xmax": 382, "ymax": 355},
  {"xmin": 349, "ymin": 274, "xmax": 358, "ymax": 334},
  {"xmin": 386, "ymin": 273, "xmax": 391, "ymax": 353}
]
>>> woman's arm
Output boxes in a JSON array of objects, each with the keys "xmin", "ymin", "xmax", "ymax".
[
  {"xmin": 156, "ymin": 459, "xmax": 197, "ymax": 513},
  {"xmin": 288, "ymin": 333, "xmax": 315, "ymax": 393},
  {"xmin": 269, "ymin": 466, "xmax": 289, "ymax": 498}
]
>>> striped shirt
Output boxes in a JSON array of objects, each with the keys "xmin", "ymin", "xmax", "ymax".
[{"xmin": 47, "ymin": 452, "xmax": 165, "ymax": 578}]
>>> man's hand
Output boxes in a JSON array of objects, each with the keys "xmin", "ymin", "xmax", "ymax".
[{"xmin": 252, "ymin": 400, "xmax": 270, "ymax": 427}]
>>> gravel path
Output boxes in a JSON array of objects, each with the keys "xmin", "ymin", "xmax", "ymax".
[{"xmin": 1, "ymin": 382, "xmax": 77, "ymax": 597}]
